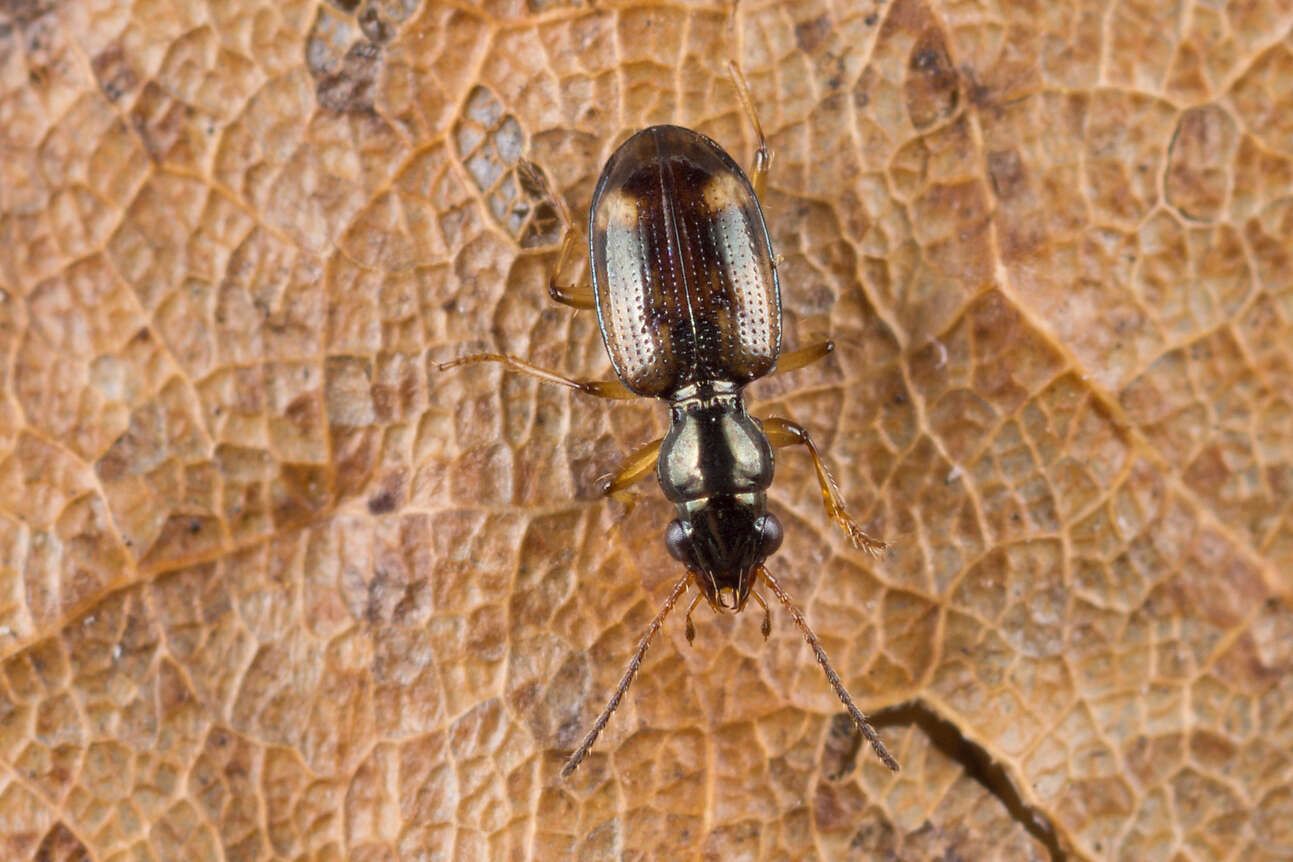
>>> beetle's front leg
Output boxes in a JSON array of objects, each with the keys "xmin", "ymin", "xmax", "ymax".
[
  {"xmin": 761, "ymin": 417, "xmax": 887, "ymax": 556},
  {"xmin": 596, "ymin": 435, "xmax": 662, "ymax": 509}
]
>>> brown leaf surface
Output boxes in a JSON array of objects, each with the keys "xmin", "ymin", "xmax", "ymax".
[{"xmin": 1, "ymin": 0, "xmax": 1291, "ymax": 858}]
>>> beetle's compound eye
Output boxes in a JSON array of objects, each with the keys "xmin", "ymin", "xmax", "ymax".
[
  {"xmin": 756, "ymin": 513, "xmax": 783, "ymax": 559},
  {"xmin": 665, "ymin": 519, "xmax": 697, "ymax": 569}
]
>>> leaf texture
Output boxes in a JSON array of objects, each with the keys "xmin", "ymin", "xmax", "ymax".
[{"xmin": 0, "ymin": 0, "xmax": 1290, "ymax": 859}]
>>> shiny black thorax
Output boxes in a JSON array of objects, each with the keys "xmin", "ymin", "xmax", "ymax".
[
  {"xmin": 657, "ymin": 383, "xmax": 773, "ymax": 504},
  {"xmin": 588, "ymin": 125, "xmax": 787, "ymax": 611}
]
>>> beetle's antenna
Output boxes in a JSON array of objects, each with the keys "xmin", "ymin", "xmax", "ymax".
[
  {"xmin": 562, "ymin": 574, "xmax": 692, "ymax": 777},
  {"xmin": 759, "ymin": 567, "xmax": 900, "ymax": 772}
]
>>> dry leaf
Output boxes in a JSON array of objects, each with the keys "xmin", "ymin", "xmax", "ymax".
[{"xmin": 1, "ymin": 0, "xmax": 1291, "ymax": 859}]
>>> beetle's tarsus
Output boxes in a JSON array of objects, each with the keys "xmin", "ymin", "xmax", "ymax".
[{"xmin": 834, "ymin": 510, "xmax": 888, "ymax": 557}]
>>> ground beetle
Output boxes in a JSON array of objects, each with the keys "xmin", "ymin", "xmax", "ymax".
[{"xmin": 439, "ymin": 63, "xmax": 898, "ymax": 776}]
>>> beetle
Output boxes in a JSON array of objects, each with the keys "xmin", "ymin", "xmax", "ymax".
[{"xmin": 438, "ymin": 63, "xmax": 898, "ymax": 776}]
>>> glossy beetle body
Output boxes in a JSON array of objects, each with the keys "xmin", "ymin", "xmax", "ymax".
[
  {"xmin": 438, "ymin": 64, "xmax": 896, "ymax": 778},
  {"xmin": 591, "ymin": 125, "xmax": 785, "ymax": 613}
]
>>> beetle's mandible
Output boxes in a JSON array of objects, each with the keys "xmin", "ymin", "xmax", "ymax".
[{"xmin": 438, "ymin": 62, "xmax": 898, "ymax": 777}]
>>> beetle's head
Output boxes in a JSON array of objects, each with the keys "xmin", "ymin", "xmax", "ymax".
[{"xmin": 665, "ymin": 493, "xmax": 783, "ymax": 613}]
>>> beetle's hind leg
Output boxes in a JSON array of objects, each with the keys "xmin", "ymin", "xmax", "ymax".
[
  {"xmin": 519, "ymin": 160, "xmax": 597, "ymax": 311},
  {"xmin": 437, "ymin": 353, "xmax": 635, "ymax": 399},
  {"xmin": 761, "ymin": 417, "xmax": 887, "ymax": 556},
  {"xmin": 727, "ymin": 61, "xmax": 772, "ymax": 199}
]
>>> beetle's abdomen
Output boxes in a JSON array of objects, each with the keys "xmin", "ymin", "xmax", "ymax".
[{"xmin": 590, "ymin": 126, "xmax": 781, "ymax": 397}]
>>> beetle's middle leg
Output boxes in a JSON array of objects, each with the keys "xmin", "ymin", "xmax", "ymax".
[
  {"xmin": 760, "ymin": 416, "xmax": 887, "ymax": 556},
  {"xmin": 772, "ymin": 340, "xmax": 834, "ymax": 377},
  {"xmin": 727, "ymin": 61, "xmax": 772, "ymax": 199},
  {"xmin": 520, "ymin": 160, "xmax": 597, "ymax": 311}
]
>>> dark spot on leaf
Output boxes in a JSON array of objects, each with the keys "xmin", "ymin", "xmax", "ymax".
[
  {"xmin": 33, "ymin": 822, "xmax": 89, "ymax": 862},
  {"xmin": 358, "ymin": 3, "xmax": 393, "ymax": 42},
  {"xmin": 130, "ymin": 80, "xmax": 196, "ymax": 162},
  {"xmin": 3, "ymin": 0, "xmax": 56, "ymax": 33},
  {"xmin": 366, "ymin": 470, "xmax": 406, "ymax": 514},
  {"xmin": 850, "ymin": 813, "xmax": 897, "ymax": 851},
  {"xmin": 906, "ymin": 28, "xmax": 959, "ymax": 129},
  {"xmin": 821, "ymin": 712, "xmax": 863, "ymax": 780},
  {"xmin": 91, "ymin": 41, "xmax": 137, "ymax": 102},
  {"xmin": 987, "ymin": 149, "xmax": 1026, "ymax": 201},
  {"xmin": 315, "ymin": 42, "xmax": 380, "ymax": 114},
  {"xmin": 795, "ymin": 14, "xmax": 831, "ymax": 53}
]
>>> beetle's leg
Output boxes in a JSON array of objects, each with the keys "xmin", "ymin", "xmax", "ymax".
[
  {"xmin": 519, "ymin": 160, "xmax": 597, "ymax": 311},
  {"xmin": 589, "ymin": 439, "xmax": 658, "ymax": 550},
  {"xmin": 596, "ymin": 435, "xmax": 663, "ymax": 510},
  {"xmin": 547, "ymin": 222, "xmax": 596, "ymax": 310},
  {"xmin": 437, "ymin": 354, "xmax": 635, "ymax": 399},
  {"xmin": 727, "ymin": 60, "xmax": 772, "ymax": 199},
  {"xmin": 773, "ymin": 340, "xmax": 834, "ymax": 376},
  {"xmin": 761, "ymin": 417, "xmax": 887, "ymax": 556}
]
